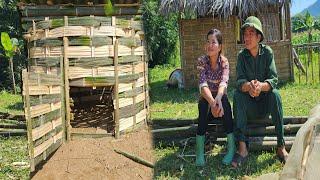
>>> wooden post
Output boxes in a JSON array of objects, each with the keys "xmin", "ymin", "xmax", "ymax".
[
  {"xmin": 114, "ymin": 40, "xmax": 120, "ymax": 138},
  {"xmin": 23, "ymin": 69, "xmax": 35, "ymax": 171},
  {"xmin": 131, "ymin": 20, "xmax": 136, "ymax": 129},
  {"xmin": 63, "ymin": 16, "xmax": 71, "ymax": 141}
]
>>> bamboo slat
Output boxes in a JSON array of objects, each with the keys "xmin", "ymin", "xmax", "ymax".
[
  {"xmin": 68, "ymin": 62, "xmax": 145, "ymax": 79},
  {"xmin": 119, "ymin": 86, "xmax": 143, "ymax": 98},
  {"xmin": 29, "ymin": 57, "xmax": 60, "ymax": 67},
  {"xmin": 29, "ymin": 45, "xmax": 143, "ymax": 58},
  {"xmin": 28, "ymin": 72, "xmax": 61, "ymax": 86},
  {"xmin": 28, "ymin": 36, "xmax": 114, "ymax": 48},
  {"xmin": 35, "ymin": 126, "xmax": 60, "ymax": 145},
  {"xmin": 32, "ymin": 117, "xmax": 62, "ymax": 141},
  {"xmin": 28, "ymin": 36, "xmax": 141, "ymax": 48},
  {"xmin": 26, "ymin": 26, "xmax": 131, "ymax": 41},
  {"xmin": 30, "ymin": 102, "xmax": 61, "ymax": 118},
  {"xmin": 119, "ymin": 101, "xmax": 144, "ymax": 119},
  {"xmin": 68, "ymin": 55, "xmax": 142, "ymax": 67},
  {"xmin": 29, "ymin": 66, "xmax": 59, "ymax": 75},
  {"xmin": 33, "ymin": 130, "xmax": 63, "ymax": 157},
  {"xmin": 69, "ymin": 73, "xmax": 141, "ymax": 87},
  {"xmin": 20, "ymin": 5, "xmax": 142, "ymax": 18},
  {"xmin": 117, "ymin": 76, "xmax": 145, "ymax": 93},
  {"xmin": 33, "ymin": 139, "xmax": 62, "ymax": 170},
  {"xmin": 30, "ymin": 94, "xmax": 61, "ymax": 106},
  {"xmin": 115, "ymin": 92, "xmax": 145, "ymax": 109},
  {"xmin": 119, "ymin": 109, "xmax": 146, "ymax": 131},
  {"xmin": 23, "ymin": 85, "xmax": 61, "ymax": 95}
]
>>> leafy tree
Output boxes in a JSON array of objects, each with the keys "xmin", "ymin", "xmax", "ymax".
[
  {"xmin": 0, "ymin": 32, "xmax": 20, "ymax": 94},
  {"xmin": 142, "ymin": 0, "xmax": 179, "ymax": 67},
  {"xmin": 0, "ymin": 0, "xmax": 26, "ymax": 92},
  {"xmin": 294, "ymin": 11, "xmax": 320, "ymax": 43}
]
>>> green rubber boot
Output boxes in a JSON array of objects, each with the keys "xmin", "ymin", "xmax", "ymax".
[
  {"xmin": 196, "ymin": 135, "xmax": 205, "ymax": 166},
  {"xmin": 222, "ymin": 133, "xmax": 236, "ymax": 165}
]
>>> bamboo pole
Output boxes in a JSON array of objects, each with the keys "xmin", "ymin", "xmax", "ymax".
[
  {"xmin": 22, "ymin": 69, "xmax": 35, "ymax": 172},
  {"xmin": 114, "ymin": 39, "xmax": 120, "ymax": 139},
  {"xmin": 60, "ymin": 56, "xmax": 66, "ymax": 142},
  {"xmin": 19, "ymin": 5, "xmax": 142, "ymax": 17},
  {"xmin": 114, "ymin": 149, "xmax": 154, "ymax": 168},
  {"xmin": 63, "ymin": 16, "xmax": 71, "ymax": 141},
  {"xmin": 0, "ymin": 129, "xmax": 27, "ymax": 136}
]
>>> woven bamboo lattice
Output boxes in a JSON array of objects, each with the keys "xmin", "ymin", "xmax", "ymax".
[{"xmin": 24, "ymin": 15, "xmax": 148, "ymax": 141}]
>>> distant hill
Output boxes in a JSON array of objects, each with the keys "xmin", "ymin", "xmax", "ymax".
[{"xmin": 300, "ymin": 0, "xmax": 320, "ymax": 17}]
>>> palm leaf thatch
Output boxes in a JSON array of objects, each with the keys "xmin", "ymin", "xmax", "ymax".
[{"xmin": 160, "ymin": 0, "xmax": 290, "ymax": 19}]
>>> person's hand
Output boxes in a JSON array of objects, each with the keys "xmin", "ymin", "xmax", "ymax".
[
  {"xmin": 248, "ymin": 80, "xmax": 256, "ymax": 97},
  {"xmin": 215, "ymin": 96, "xmax": 224, "ymax": 117},
  {"xmin": 249, "ymin": 80, "xmax": 262, "ymax": 97},
  {"xmin": 211, "ymin": 103, "xmax": 221, "ymax": 118}
]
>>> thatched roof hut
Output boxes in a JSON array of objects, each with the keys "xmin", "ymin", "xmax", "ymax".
[{"xmin": 160, "ymin": 0, "xmax": 293, "ymax": 88}]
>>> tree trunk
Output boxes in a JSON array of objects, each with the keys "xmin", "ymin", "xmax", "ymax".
[{"xmin": 9, "ymin": 57, "xmax": 16, "ymax": 94}]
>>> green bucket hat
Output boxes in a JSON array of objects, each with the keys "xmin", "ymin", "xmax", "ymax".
[{"xmin": 241, "ymin": 16, "xmax": 264, "ymax": 42}]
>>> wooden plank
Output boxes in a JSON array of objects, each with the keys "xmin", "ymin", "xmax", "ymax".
[
  {"xmin": 33, "ymin": 125, "xmax": 62, "ymax": 147},
  {"xmin": 119, "ymin": 86, "xmax": 143, "ymax": 98},
  {"xmin": 119, "ymin": 101, "xmax": 144, "ymax": 119},
  {"xmin": 30, "ymin": 102, "xmax": 61, "ymax": 118}
]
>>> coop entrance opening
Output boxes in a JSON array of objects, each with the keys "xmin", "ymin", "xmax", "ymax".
[{"xmin": 70, "ymin": 86, "xmax": 114, "ymax": 137}]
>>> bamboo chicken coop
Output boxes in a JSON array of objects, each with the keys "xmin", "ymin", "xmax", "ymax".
[{"xmin": 19, "ymin": 0, "xmax": 148, "ymax": 171}]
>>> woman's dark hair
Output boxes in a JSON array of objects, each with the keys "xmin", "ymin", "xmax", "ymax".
[
  {"xmin": 207, "ymin": 28, "xmax": 222, "ymax": 45},
  {"xmin": 206, "ymin": 28, "xmax": 223, "ymax": 55}
]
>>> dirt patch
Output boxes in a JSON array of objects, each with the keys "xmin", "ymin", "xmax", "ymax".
[{"xmin": 32, "ymin": 129, "xmax": 155, "ymax": 180}]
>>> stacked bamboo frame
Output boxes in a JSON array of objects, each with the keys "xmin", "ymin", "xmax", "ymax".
[
  {"xmin": 24, "ymin": 14, "xmax": 148, "ymax": 139},
  {"xmin": 20, "ymin": 1, "xmax": 147, "ymax": 172}
]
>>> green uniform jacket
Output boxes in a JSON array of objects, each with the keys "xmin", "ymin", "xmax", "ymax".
[{"xmin": 236, "ymin": 44, "xmax": 278, "ymax": 90}]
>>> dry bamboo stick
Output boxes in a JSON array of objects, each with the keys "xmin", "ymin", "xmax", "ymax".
[
  {"xmin": 63, "ymin": 17, "xmax": 71, "ymax": 141},
  {"xmin": 114, "ymin": 149, "xmax": 154, "ymax": 168},
  {"xmin": 114, "ymin": 39, "xmax": 120, "ymax": 139},
  {"xmin": 0, "ymin": 129, "xmax": 27, "ymax": 136},
  {"xmin": 22, "ymin": 69, "xmax": 35, "ymax": 172}
]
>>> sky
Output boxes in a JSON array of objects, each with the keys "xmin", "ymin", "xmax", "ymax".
[{"xmin": 291, "ymin": 0, "xmax": 317, "ymax": 16}]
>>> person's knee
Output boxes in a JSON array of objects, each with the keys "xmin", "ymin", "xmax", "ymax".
[
  {"xmin": 269, "ymin": 89, "xmax": 282, "ymax": 102},
  {"xmin": 233, "ymin": 90, "xmax": 246, "ymax": 105}
]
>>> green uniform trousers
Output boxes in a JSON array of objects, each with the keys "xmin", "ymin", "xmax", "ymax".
[{"xmin": 233, "ymin": 89, "xmax": 285, "ymax": 147}]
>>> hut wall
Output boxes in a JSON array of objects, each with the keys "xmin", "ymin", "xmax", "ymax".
[
  {"xmin": 180, "ymin": 17, "xmax": 238, "ymax": 88},
  {"xmin": 180, "ymin": 16, "xmax": 293, "ymax": 88}
]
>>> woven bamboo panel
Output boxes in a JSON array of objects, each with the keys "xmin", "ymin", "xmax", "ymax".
[
  {"xmin": 32, "ymin": 117, "xmax": 62, "ymax": 141},
  {"xmin": 31, "ymin": 109, "xmax": 61, "ymax": 129},
  {"xmin": 119, "ymin": 109, "xmax": 146, "ymax": 131},
  {"xmin": 114, "ymin": 91, "xmax": 145, "ymax": 109},
  {"xmin": 30, "ymin": 102, "xmax": 61, "ymax": 118},
  {"xmin": 29, "ymin": 45, "xmax": 144, "ymax": 58},
  {"xmin": 25, "ymin": 26, "xmax": 132, "ymax": 41},
  {"xmin": 68, "ymin": 61, "xmax": 145, "ymax": 79},
  {"xmin": 23, "ymin": 85, "xmax": 61, "ymax": 96},
  {"xmin": 33, "ymin": 131, "xmax": 63, "ymax": 157}
]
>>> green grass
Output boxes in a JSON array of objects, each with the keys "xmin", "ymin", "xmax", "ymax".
[
  {"xmin": 0, "ymin": 91, "xmax": 28, "ymax": 179},
  {"xmin": 0, "ymin": 136, "xmax": 29, "ymax": 180},
  {"xmin": 150, "ymin": 64, "xmax": 320, "ymax": 179},
  {"xmin": 0, "ymin": 91, "xmax": 23, "ymax": 115}
]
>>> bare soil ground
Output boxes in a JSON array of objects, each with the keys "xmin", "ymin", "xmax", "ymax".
[{"xmin": 32, "ymin": 129, "xmax": 155, "ymax": 180}]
